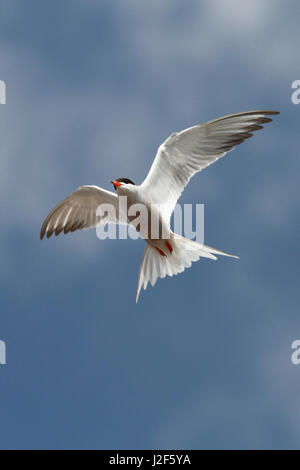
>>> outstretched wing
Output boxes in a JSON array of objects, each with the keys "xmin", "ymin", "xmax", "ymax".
[
  {"xmin": 141, "ymin": 110, "xmax": 279, "ymax": 221},
  {"xmin": 40, "ymin": 185, "xmax": 119, "ymax": 240}
]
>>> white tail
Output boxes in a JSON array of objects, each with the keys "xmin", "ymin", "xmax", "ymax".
[{"xmin": 136, "ymin": 235, "xmax": 239, "ymax": 302}]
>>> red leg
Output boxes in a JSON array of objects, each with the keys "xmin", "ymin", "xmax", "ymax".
[
  {"xmin": 165, "ymin": 240, "xmax": 173, "ymax": 254},
  {"xmin": 155, "ymin": 247, "xmax": 166, "ymax": 257}
]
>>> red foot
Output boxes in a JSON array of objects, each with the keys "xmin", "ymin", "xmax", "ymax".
[
  {"xmin": 155, "ymin": 247, "xmax": 166, "ymax": 257},
  {"xmin": 165, "ymin": 240, "xmax": 173, "ymax": 253}
]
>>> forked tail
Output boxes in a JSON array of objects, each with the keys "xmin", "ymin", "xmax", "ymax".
[{"xmin": 136, "ymin": 235, "xmax": 239, "ymax": 302}]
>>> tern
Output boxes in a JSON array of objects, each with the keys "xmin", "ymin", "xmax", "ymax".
[{"xmin": 40, "ymin": 110, "xmax": 279, "ymax": 301}]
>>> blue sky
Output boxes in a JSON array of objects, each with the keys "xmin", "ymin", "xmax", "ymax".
[{"xmin": 0, "ymin": 0, "xmax": 300, "ymax": 449}]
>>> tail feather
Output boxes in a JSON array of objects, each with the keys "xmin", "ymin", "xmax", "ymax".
[{"xmin": 136, "ymin": 235, "xmax": 238, "ymax": 302}]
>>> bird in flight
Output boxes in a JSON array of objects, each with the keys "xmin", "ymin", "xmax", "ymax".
[{"xmin": 40, "ymin": 110, "xmax": 279, "ymax": 302}]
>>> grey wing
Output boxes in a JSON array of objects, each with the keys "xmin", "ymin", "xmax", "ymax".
[
  {"xmin": 141, "ymin": 110, "xmax": 279, "ymax": 221},
  {"xmin": 40, "ymin": 185, "xmax": 119, "ymax": 240}
]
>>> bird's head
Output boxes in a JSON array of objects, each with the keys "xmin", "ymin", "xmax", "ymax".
[{"xmin": 111, "ymin": 178, "xmax": 135, "ymax": 192}]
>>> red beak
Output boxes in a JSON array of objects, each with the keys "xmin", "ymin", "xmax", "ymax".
[{"xmin": 111, "ymin": 180, "xmax": 122, "ymax": 187}]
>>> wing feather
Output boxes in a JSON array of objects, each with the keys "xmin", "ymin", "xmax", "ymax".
[
  {"xmin": 40, "ymin": 185, "xmax": 120, "ymax": 240},
  {"xmin": 141, "ymin": 110, "xmax": 279, "ymax": 221}
]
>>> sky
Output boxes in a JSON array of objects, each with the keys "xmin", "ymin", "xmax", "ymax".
[{"xmin": 0, "ymin": 0, "xmax": 300, "ymax": 449}]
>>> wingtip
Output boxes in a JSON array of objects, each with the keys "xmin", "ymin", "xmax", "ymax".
[
  {"xmin": 262, "ymin": 110, "xmax": 280, "ymax": 120},
  {"xmin": 264, "ymin": 110, "xmax": 280, "ymax": 115},
  {"xmin": 255, "ymin": 110, "xmax": 280, "ymax": 115}
]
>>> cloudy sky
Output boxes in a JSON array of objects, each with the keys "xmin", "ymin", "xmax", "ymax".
[{"xmin": 0, "ymin": 0, "xmax": 300, "ymax": 449}]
